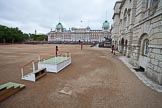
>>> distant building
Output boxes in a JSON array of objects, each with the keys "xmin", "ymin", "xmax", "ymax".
[
  {"xmin": 47, "ymin": 21, "xmax": 111, "ymax": 43},
  {"xmin": 112, "ymin": 0, "xmax": 162, "ymax": 85}
]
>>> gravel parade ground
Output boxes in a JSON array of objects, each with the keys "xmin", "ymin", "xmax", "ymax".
[{"xmin": 0, "ymin": 44, "xmax": 162, "ymax": 108}]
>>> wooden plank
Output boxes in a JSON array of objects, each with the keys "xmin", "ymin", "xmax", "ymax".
[
  {"xmin": 0, "ymin": 86, "xmax": 25, "ymax": 102},
  {"xmin": 0, "ymin": 82, "xmax": 25, "ymax": 102},
  {"xmin": 33, "ymin": 68, "xmax": 46, "ymax": 74},
  {"xmin": 0, "ymin": 86, "xmax": 7, "ymax": 91},
  {"xmin": 36, "ymin": 72, "xmax": 47, "ymax": 81}
]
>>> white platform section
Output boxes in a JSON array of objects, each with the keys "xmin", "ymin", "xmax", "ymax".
[
  {"xmin": 38, "ymin": 57, "xmax": 71, "ymax": 73},
  {"xmin": 21, "ymin": 68, "xmax": 46, "ymax": 82},
  {"xmin": 21, "ymin": 73, "xmax": 36, "ymax": 82}
]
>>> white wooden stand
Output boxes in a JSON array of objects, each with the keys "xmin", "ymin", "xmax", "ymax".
[{"xmin": 38, "ymin": 56, "xmax": 71, "ymax": 73}]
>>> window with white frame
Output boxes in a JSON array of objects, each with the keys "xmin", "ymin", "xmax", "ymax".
[{"xmin": 143, "ymin": 39, "xmax": 149, "ymax": 56}]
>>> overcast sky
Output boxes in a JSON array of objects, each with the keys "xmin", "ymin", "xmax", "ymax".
[{"xmin": 0, "ymin": 0, "xmax": 119, "ymax": 34}]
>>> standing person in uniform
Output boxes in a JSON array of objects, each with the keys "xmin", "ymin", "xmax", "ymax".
[
  {"xmin": 113, "ymin": 45, "xmax": 115, "ymax": 55},
  {"xmin": 79, "ymin": 40, "xmax": 83, "ymax": 50},
  {"xmin": 112, "ymin": 45, "xmax": 115, "ymax": 55},
  {"xmin": 81, "ymin": 42, "xmax": 83, "ymax": 50},
  {"xmin": 56, "ymin": 46, "xmax": 58, "ymax": 57}
]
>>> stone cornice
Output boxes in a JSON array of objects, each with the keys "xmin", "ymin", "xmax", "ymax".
[
  {"xmin": 119, "ymin": 0, "xmax": 126, "ymax": 9},
  {"xmin": 114, "ymin": 1, "xmax": 122, "ymax": 10},
  {"xmin": 112, "ymin": 13, "xmax": 120, "ymax": 19},
  {"xmin": 134, "ymin": 12, "xmax": 162, "ymax": 28}
]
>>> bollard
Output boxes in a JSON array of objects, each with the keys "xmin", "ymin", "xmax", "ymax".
[{"xmin": 21, "ymin": 68, "xmax": 24, "ymax": 78}]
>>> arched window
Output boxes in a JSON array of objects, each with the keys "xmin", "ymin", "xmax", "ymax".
[{"xmin": 143, "ymin": 39, "xmax": 149, "ymax": 56}]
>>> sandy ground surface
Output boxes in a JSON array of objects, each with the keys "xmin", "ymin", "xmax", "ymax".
[{"xmin": 0, "ymin": 44, "xmax": 162, "ymax": 108}]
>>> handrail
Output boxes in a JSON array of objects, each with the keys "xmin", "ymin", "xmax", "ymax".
[
  {"xmin": 20, "ymin": 60, "xmax": 34, "ymax": 68},
  {"xmin": 39, "ymin": 55, "xmax": 55, "ymax": 62}
]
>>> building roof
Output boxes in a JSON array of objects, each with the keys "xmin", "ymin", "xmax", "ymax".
[
  {"xmin": 56, "ymin": 22, "xmax": 63, "ymax": 29},
  {"xmin": 86, "ymin": 26, "xmax": 90, "ymax": 29},
  {"xmin": 102, "ymin": 20, "xmax": 109, "ymax": 28}
]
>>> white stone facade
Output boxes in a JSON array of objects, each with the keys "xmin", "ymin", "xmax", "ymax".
[
  {"xmin": 48, "ymin": 21, "xmax": 110, "ymax": 43},
  {"xmin": 112, "ymin": 0, "xmax": 162, "ymax": 85}
]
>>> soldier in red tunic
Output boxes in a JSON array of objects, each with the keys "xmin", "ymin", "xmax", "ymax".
[
  {"xmin": 112, "ymin": 45, "xmax": 115, "ymax": 55},
  {"xmin": 81, "ymin": 42, "xmax": 83, "ymax": 50},
  {"xmin": 56, "ymin": 46, "xmax": 58, "ymax": 57}
]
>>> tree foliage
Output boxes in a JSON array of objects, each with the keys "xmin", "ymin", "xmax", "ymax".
[
  {"xmin": 0, "ymin": 25, "xmax": 47, "ymax": 43},
  {"xmin": 0, "ymin": 25, "xmax": 29, "ymax": 43},
  {"xmin": 29, "ymin": 34, "xmax": 47, "ymax": 41}
]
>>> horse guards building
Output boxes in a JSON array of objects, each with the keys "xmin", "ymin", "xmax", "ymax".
[
  {"xmin": 112, "ymin": 0, "xmax": 162, "ymax": 84},
  {"xmin": 48, "ymin": 21, "xmax": 110, "ymax": 44}
]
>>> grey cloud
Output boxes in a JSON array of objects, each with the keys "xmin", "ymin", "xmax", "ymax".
[{"xmin": 0, "ymin": 0, "xmax": 118, "ymax": 34}]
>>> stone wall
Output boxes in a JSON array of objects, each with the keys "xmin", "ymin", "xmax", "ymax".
[
  {"xmin": 146, "ymin": 13, "xmax": 162, "ymax": 84},
  {"xmin": 147, "ymin": 46, "xmax": 162, "ymax": 84},
  {"xmin": 131, "ymin": 0, "xmax": 162, "ymax": 84},
  {"xmin": 113, "ymin": 0, "xmax": 162, "ymax": 85}
]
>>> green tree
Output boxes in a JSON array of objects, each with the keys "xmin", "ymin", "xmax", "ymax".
[
  {"xmin": 29, "ymin": 34, "xmax": 47, "ymax": 41},
  {"xmin": 0, "ymin": 25, "xmax": 30, "ymax": 43}
]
